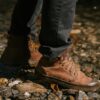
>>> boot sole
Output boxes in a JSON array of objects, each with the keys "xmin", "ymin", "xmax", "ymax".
[{"xmin": 38, "ymin": 74, "xmax": 100, "ymax": 92}]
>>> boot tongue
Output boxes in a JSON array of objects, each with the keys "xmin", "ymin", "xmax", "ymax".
[{"xmin": 57, "ymin": 54, "xmax": 81, "ymax": 81}]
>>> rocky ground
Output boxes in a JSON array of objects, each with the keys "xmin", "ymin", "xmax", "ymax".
[{"xmin": 0, "ymin": 2, "xmax": 100, "ymax": 100}]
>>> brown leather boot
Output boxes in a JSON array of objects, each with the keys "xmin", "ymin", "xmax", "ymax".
[
  {"xmin": 28, "ymin": 39, "xmax": 42, "ymax": 67},
  {"xmin": 0, "ymin": 35, "xmax": 30, "ymax": 66},
  {"xmin": 0, "ymin": 35, "xmax": 30, "ymax": 77},
  {"xmin": 0, "ymin": 35, "xmax": 42, "ymax": 77},
  {"xmin": 36, "ymin": 50, "xmax": 100, "ymax": 92}
]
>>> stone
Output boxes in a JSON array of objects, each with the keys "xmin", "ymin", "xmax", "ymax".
[
  {"xmin": 8, "ymin": 79, "xmax": 22, "ymax": 87},
  {"xmin": 14, "ymin": 82, "xmax": 47, "ymax": 93},
  {"xmin": 78, "ymin": 91, "xmax": 89, "ymax": 100}
]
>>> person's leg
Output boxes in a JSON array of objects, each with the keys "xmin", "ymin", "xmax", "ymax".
[
  {"xmin": 39, "ymin": 0, "xmax": 76, "ymax": 60},
  {"xmin": 0, "ymin": 0, "xmax": 37, "ymax": 66},
  {"xmin": 9, "ymin": 0, "xmax": 37, "ymax": 36},
  {"xmin": 36, "ymin": 0, "xmax": 100, "ymax": 91}
]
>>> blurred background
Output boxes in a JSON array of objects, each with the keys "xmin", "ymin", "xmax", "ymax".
[
  {"xmin": 0, "ymin": 0, "xmax": 100, "ymax": 33},
  {"xmin": 0, "ymin": 0, "xmax": 100, "ymax": 32}
]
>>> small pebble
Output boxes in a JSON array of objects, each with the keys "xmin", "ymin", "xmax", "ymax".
[
  {"xmin": 87, "ymin": 92, "xmax": 100, "ymax": 99},
  {"xmin": 78, "ymin": 91, "xmax": 89, "ymax": 100},
  {"xmin": 8, "ymin": 80, "xmax": 22, "ymax": 87},
  {"xmin": 24, "ymin": 92, "xmax": 31, "ymax": 98}
]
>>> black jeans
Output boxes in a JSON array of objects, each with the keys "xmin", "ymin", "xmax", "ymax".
[{"xmin": 9, "ymin": 0, "xmax": 77, "ymax": 59}]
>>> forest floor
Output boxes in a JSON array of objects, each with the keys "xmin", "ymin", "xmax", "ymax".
[{"xmin": 0, "ymin": 3, "xmax": 100, "ymax": 100}]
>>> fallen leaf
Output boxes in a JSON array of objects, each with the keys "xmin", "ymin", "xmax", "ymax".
[
  {"xmin": 83, "ymin": 66, "xmax": 93, "ymax": 73},
  {"xmin": 15, "ymin": 82, "xmax": 47, "ymax": 93},
  {"xmin": 69, "ymin": 95, "xmax": 75, "ymax": 100},
  {"xmin": 0, "ymin": 78, "xmax": 8, "ymax": 86},
  {"xmin": 51, "ymin": 84, "xmax": 60, "ymax": 93}
]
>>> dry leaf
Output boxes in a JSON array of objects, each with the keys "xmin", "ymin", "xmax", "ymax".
[
  {"xmin": 69, "ymin": 95, "xmax": 75, "ymax": 100},
  {"xmin": 15, "ymin": 82, "xmax": 47, "ymax": 93},
  {"xmin": 83, "ymin": 66, "xmax": 93, "ymax": 73},
  {"xmin": 0, "ymin": 96, "xmax": 2, "ymax": 100},
  {"xmin": 51, "ymin": 84, "xmax": 60, "ymax": 92},
  {"xmin": 0, "ymin": 78, "xmax": 8, "ymax": 86}
]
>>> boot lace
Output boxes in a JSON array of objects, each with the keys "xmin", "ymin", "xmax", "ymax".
[{"xmin": 56, "ymin": 54, "xmax": 80, "ymax": 81}]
